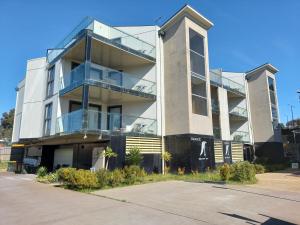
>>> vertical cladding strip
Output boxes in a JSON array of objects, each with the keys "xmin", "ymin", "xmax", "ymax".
[
  {"xmin": 125, "ymin": 136, "xmax": 162, "ymax": 154},
  {"xmin": 231, "ymin": 142, "xmax": 244, "ymax": 162},
  {"xmin": 214, "ymin": 141, "xmax": 223, "ymax": 163},
  {"xmin": 218, "ymin": 88, "xmax": 231, "ymax": 140}
]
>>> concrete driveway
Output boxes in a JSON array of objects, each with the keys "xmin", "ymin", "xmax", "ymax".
[{"xmin": 1, "ymin": 172, "xmax": 300, "ymax": 225}]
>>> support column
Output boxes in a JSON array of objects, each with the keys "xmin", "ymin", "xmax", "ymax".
[{"xmin": 82, "ymin": 34, "xmax": 92, "ymax": 130}]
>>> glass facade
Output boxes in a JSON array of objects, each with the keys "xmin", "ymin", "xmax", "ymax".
[
  {"xmin": 189, "ymin": 29, "xmax": 207, "ymax": 116},
  {"xmin": 268, "ymin": 76, "xmax": 278, "ymax": 121},
  {"xmin": 46, "ymin": 66, "xmax": 55, "ymax": 98},
  {"xmin": 44, "ymin": 103, "xmax": 53, "ymax": 136}
]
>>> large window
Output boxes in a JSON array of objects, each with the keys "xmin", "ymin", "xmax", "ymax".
[
  {"xmin": 268, "ymin": 76, "xmax": 278, "ymax": 121},
  {"xmin": 44, "ymin": 103, "xmax": 53, "ymax": 136},
  {"xmin": 46, "ymin": 66, "xmax": 55, "ymax": 98},
  {"xmin": 189, "ymin": 29, "xmax": 207, "ymax": 116},
  {"xmin": 189, "ymin": 29, "xmax": 205, "ymax": 78}
]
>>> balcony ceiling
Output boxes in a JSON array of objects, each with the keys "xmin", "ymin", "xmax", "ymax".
[
  {"xmin": 63, "ymin": 38, "xmax": 155, "ymax": 69},
  {"xmin": 62, "ymin": 85, "xmax": 155, "ymax": 104}
]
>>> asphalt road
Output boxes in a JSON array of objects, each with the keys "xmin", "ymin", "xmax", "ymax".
[{"xmin": 0, "ymin": 172, "xmax": 300, "ymax": 225}]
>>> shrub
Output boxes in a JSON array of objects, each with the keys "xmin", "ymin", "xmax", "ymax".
[
  {"xmin": 36, "ymin": 166, "xmax": 48, "ymax": 178},
  {"xmin": 108, "ymin": 169, "xmax": 124, "ymax": 187},
  {"xmin": 72, "ymin": 169, "xmax": 98, "ymax": 189},
  {"xmin": 123, "ymin": 165, "xmax": 146, "ymax": 184},
  {"xmin": 219, "ymin": 163, "xmax": 231, "ymax": 181},
  {"xmin": 177, "ymin": 167, "xmax": 185, "ymax": 175},
  {"xmin": 254, "ymin": 164, "xmax": 265, "ymax": 174},
  {"xmin": 125, "ymin": 146, "xmax": 143, "ymax": 166},
  {"xmin": 57, "ymin": 167, "xmax": 76, "ymax": 185},
  {"xmin": 96, "ymin": 169, "xmax": 110, "ymax": 188},
  {"xmin": 191, "ymin": 170, "xmax": 199, "ymax": 176},
  {"xmin": 230, "ymin": 161, "xmax": 256, "ymax": 182}
]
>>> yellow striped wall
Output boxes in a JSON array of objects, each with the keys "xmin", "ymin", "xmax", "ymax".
[
  {"xmin": 232, "ymin": 142, "xmax": 244, "ymax": 162},
  {"xmin": 126, "ymin": 136, "xmax": 162, "ymax": 154},
  {"xmin": 214, "ymin": 141, "xmax": 223, "ymax": 163}
]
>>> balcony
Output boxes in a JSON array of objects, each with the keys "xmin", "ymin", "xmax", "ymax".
[
  {"xmin": 229, "ymin": 106, "xmax": 248, "ymax": 120},
  {"xmin": 210, "ymin": 71, "xmax": 245, "ymax": 97},
  {"xmin": 60, "ymin": 62, "xmax": 156, "ymax": 100},
  {"xmin": 47, "ymin": 17, "xmax": 156, "ymax": 64},
  {"xmin": 231, "ymin": 131, "xmax": 250, "ymax": 143},
  {"xmin": 56, "ymin": 109, "xmax": 157, "ymax": 136}
]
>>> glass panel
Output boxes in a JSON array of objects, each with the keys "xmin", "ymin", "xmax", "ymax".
[
  {"xmin": 108, "ymin": 107, "xmax": 121, "ymax": 131},
  {"xmin": 272, "ymin": 106, "xmax": 278, "ymax": 119},
  {"xmin": 56, "ymin": 109, "xmax": 157, "ymax": 135},
  {"xmin": 270, "ymin": 90, "xmax": 276, "ymax": 105},
  {"xmin": 192, "ymin": 95, "xmax": 207, "ymax": 116},
  {"xmin": 189, "ymin": 29, "xmax": 204, "ymax": 56},
  {"xmin": 190, "ymin": 51, "xmax": 205, "ymax": 77},
  {"xmin": 47, "ymin": 17, "xmax": 156, "ymax": 63},
  {"xmin": 88, "ymin": 108, "xmax": 101, "ymax": 131},
  {"xmin": 268, "ymin": 77, "xmax": 275, "ymax": 91},
  {"xmin": 108, "ymin": 71, "xmax": 122, "ymax": 86},
  {"xmin": 61, "ymin": 62, "xmax": 156, "ymax": 96},
  {"xmin": 90, "ymin": 68, "xmax": 103, "ymax": 81},
  {"xmin": 191, "ymin": 76, "xmax": 206, "ymax": 97}
]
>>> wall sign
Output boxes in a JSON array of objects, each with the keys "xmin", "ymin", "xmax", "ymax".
[{"xmin": 223, "ymin": 141, "xmax": 232, "ymax": 164}]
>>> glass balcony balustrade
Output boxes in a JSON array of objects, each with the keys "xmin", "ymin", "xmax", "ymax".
[
  {"xmin": 210, "ymin": 71, "xmax": 245, "ymax": 96},
  {"xmin": 56, "ymin": 109, "xmax": 157, "ymax": 136},
  {"xmin": 47, "ymin": 17, "xmax": 156, "ymax": 63},
  {"xmin": 60, "ymin": 62, "xmax": 156, "ymax": 97},
  {"xmin": 231, "ymin": 130, "xmax": 250, "ymax": 142},
  {"xmin": 229, "ymin": 106, "xmax": 248, "ymax": 119}
]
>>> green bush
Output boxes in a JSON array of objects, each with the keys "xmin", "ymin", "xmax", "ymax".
[
  {"xmin": 57, "ymin": 167, "xmax": 76, "ymax": 185},
  {"xmin": 230, "ymin": 161, "xmax": 256, "ymax": 182},
  {"xmin": 123, "ymin": 165, "xmax": 146, "ymax": 184},
  {"xmin": 125, "ymin": 146, "xmax": 143, "ymax": 166},
  {"xmin": 36, "ymin": 166, "xmax": 48, "ymax": 178},
  {"xmin": 108, "ymin": 169, "xmax": 124, "ymax": 187},
  {"xmin": 38, "ymin": 172, "xmax": 58, "ymax": 184},
  {"xmin": 219, "ymin": 163, "xmax": 231, "ymax": 181},
  {"xmin": 96, "ymin": 169, "xmax": 110, "ymax": 188},
  {"xmin": 254, "ymin": 164, "xmax": 265, "ymax": 174},
  {"xmin": 72, "ymin": 169, "xmax": 98, "ymax": 189}
]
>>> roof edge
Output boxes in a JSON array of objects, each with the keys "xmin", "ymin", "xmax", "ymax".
[
  {"xmin": 160, "ymin": 5, "xmax": 214, "ymax": 31},
  {"xmin": 246, "ymin": 63, "xmax": 279, "ymax": 75}
]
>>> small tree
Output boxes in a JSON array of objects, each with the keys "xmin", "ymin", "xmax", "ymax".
[
  {"xmin": 104, "ymin": 147, "xmax": 118, "ymax": 170},
  {"xmin": 162, "ymin": 151, "xmax": 172, "ymax": 174},
  {"xmin": 125, "ymin": 146, "xmax": 143, "ymax": 166}
]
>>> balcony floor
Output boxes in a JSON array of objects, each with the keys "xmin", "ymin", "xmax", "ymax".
[{"xmin": 60, "ymin": 84, "xmax": 156, "ymax": 104}]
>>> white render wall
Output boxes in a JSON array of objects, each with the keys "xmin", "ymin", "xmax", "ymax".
[
  {"xmin": 12, "ymin": 79, "xmax": 25, "ymax": 143},
  {"xmin": 18, "ymin": 58, "xmax": 47, "ymax": 139}
]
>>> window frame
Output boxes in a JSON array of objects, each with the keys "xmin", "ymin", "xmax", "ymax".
[
  {"xmin": 43, "ymin": 103, "xmax": 53, "ymax": 136},
  {"xmin": 46, "ymin": 66, "xmax": 55, "ymax": 98},
  {"xmin": 189, "ymin": 28, "xmax": 208, "ymax": 116}
]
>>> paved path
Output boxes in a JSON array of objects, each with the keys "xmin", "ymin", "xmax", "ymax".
[
  {"xmin": 1, "ymin": 172, "xmax": 300, "ymax": 225},
  {"xmin": 252, "ymin": 170, "xmax": 300, "ymax": 193}
]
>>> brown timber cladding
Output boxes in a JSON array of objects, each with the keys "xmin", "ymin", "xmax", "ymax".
[
  {"xmin": 214, "ymin": 141, "xmax": 223, "ymax": 163},
  {"xmin": 232, "ymin": 142, "xmax": 244, "ymax": 162},
  {"xmin": 126, "ymin": 136, "xmax": 162, "ymax": 154}
]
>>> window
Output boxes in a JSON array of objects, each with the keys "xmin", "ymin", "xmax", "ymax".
[
  {"xmin": 189, "ymin": 29, "xmax": 207, "ymax": 116},
  {"xmin": 271, "ymin": 106, "xmax": 278, "ymax": 119},
  {"xmin": 268, "ymin": 77, "xmax": 275, "ymax": 91},
  {"xmin": 44, "ymin": 103, "xmax": 53, "ymax": 136},
  {"xmin": 189, "ymin": 29, "xmax": 205, "ymax": 78},
  {"xmin": 46, "ymin": 66, "xmax": 55, "ymax": 98}
]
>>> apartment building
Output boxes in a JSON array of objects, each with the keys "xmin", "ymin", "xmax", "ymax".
[{"xmin": 12, "ymin": 5, "xmax": 283, "ymax": 173}]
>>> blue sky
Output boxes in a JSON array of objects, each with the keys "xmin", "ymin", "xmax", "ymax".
[{"xmin": 0, "ymin": 0, "xmax": 299, "ymax": 123}]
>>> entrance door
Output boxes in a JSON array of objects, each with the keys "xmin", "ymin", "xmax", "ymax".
[
  {"xmin": 53, "ymin": 148, "xmax": 73, "ymax": 170},
  {"xmin": 108, "ymin": 106, "xmax": 122, "ymax": 131}
]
